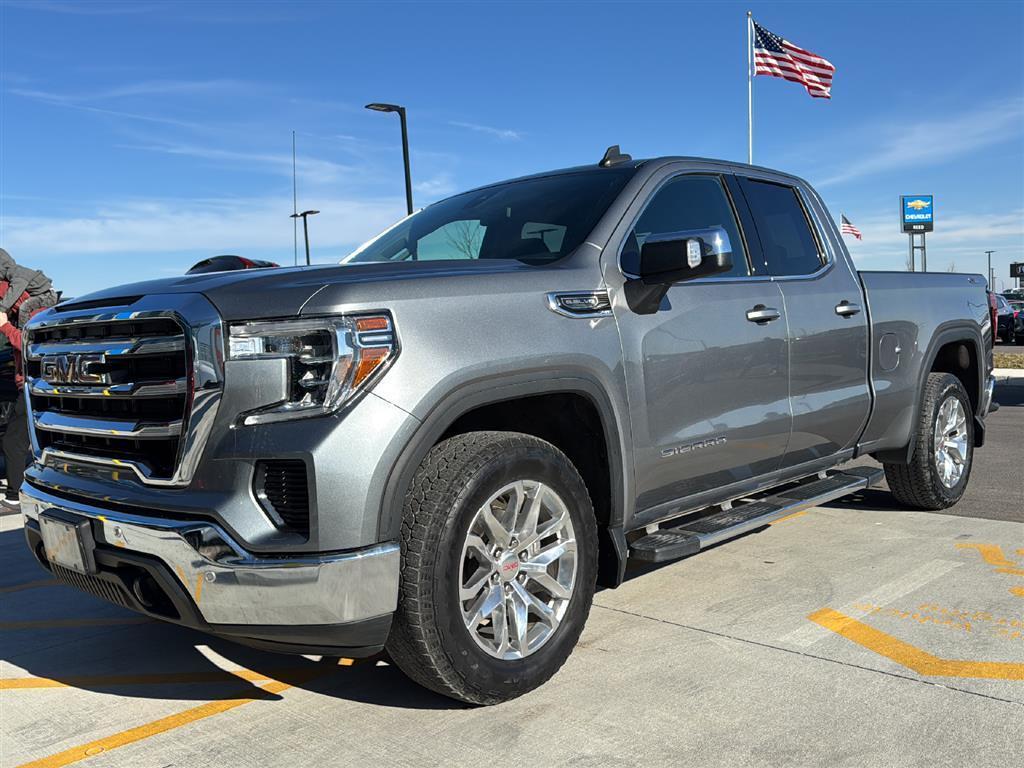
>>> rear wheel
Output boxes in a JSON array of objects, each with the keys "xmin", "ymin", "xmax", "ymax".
[
  {"xmin": 386, "ymin": 431, "xmax": 598, "ymax": 705},
  {"xmin": 884, "ymin": 373, "xmax": 974, "ymax": 510}
]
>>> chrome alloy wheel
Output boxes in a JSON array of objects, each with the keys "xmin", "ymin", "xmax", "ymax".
[
  {"xmin": 934, "ymin": 395, "xmax": 968, "ymax": 488},
  {"xmin": 458, "ymin": 480, "xmax": 577, "ymax": 660}
]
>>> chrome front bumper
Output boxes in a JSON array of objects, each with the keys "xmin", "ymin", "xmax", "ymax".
[{"xmin": 20, "ymin": 484, "xmax": 400, "ymax": 628}]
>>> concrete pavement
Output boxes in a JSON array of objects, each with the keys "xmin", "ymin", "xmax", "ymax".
[{"xmin": 1, "ymin": 387, "xmax": 1021, "ymax": 768}]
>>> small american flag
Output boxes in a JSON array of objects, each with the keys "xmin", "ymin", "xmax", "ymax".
[
  {"xmin": 841, "ymin": 215, "xmax": 862, "ymax": 241},
  {"xmin": 753, "ymin": 20, "xmax": 835, "ymax": 99}
]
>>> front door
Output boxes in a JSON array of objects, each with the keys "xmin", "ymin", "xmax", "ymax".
[{"xmin": 610, "ymin": 173, "xmax": 792, "ymax": 517}]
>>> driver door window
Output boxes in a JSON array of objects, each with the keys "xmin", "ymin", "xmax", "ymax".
[{"xmin": 623, "ymin": 175, "xmax": 749, "ymax": 278}]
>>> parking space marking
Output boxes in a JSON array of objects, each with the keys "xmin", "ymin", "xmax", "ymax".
[
  {"xmin": 954, "ymin": 542, "xmax": 1024, "ymax": 596},
  {"xmin": 769, "ymin": 510, "xmax": 807, "ymax": 525},
  {"xmin": 781, "ymin": 559, "xmax": 963, "ymax": 647},
  {"xmin": 14, "ymin": 665, "xmax": 334, "ymax": 768},
  {"xmin": 0, "ymin": 667, "xmax": 311, "ymax": 690},
  {"xmin": 0, "ymin": 578, "xmax": 59, "ymax": 594},
  {"xmin": 808, "ymin": 608, "xmax": 1024, "ymax": 681},
  {"xmin": 956, "ymin": 543, "xmax": 1014, "ymax": 566},
  {"xmin": 0, "ymin": 617, "xmax": 153, "ymax": 631}
]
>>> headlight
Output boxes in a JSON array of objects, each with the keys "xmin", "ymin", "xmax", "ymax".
[{"xmin": 227, "ymin": 314, "xmax": 396, "ymax": 425}]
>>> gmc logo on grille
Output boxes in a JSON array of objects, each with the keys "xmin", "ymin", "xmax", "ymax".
[{"xmin": 41, "ymin": 354, "xmax": 109, "ymax": 385}]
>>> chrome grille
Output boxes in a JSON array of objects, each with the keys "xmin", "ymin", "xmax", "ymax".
[{"xmin": 24, "ymin": 295, "xmax": 224, "ymax": 486}]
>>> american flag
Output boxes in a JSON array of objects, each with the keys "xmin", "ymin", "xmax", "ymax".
[
  {"xmin": 752, "ymin": 20, "xmax": 835, "ymax": 99},
  {"xmin": 841, "ymin": 215, "xmax": 862, "ymax": 240}
]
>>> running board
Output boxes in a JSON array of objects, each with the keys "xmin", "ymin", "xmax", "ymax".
[{"xmin": 629, "ymin": 467, "xmax": 883, "ymax": 564}]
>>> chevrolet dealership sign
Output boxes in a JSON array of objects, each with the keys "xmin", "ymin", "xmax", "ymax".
[{"xmin": 901, "ymin": 195, "xmax": 934, "ymax": 233}]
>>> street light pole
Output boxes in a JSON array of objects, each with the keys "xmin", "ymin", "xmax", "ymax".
[
  {"xmin": 290, "ymin": 209, "xmax": 320, "ymax": 266},
  {"xmin": 366, "ymin": 102, "xmax": 414, "ymax": 215},
  {"xmin": 985, "ymin": 250, "xmax": 995, "ymax": 290}
]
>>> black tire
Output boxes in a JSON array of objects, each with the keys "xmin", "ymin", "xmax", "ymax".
[
  {"xmin": 386, "ymin": 431, "xmax": 598, "ymax": 705},
  {"xmin": 883, "ymin": 372, "xmax": 974, "ymax": 510},
  {"xmin": 1016, "ymin": 330, "xmax": 1024, "ymax": 346}
]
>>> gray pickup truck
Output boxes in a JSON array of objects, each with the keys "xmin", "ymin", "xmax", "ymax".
[{"xmin": 20, "ymin": 150, "xmax": 995, "ymax": 705}]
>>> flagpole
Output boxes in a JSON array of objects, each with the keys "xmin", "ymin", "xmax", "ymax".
[{"xmin": 747, "ymin": 11, "xmax": 753, "ymax": 165}]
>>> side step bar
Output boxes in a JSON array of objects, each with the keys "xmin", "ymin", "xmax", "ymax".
[{"xmin": 629, "ymin": 467, "xmax": 883, "ymax": 564}]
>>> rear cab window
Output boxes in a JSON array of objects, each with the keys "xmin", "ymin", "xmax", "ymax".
[{"xmin": 737, "ymin": 178, "xmax": 826, "ymax": 277}]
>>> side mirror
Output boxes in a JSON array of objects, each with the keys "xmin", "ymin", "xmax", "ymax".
[
  {"xmin": 637, "ymin": 227, "xmax": 734, "ymax": 284},
  {"xmin": 624, "ymin": 227, "xmax": 736, "ymax": 315}
]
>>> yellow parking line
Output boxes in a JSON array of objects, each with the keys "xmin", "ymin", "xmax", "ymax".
[
  {"xmin": 954, "ymin": 543, "xmax": 1014, "ymax": 566},
  {"xmin": 1, "ymin": 617, "xmax": 153, "ymax": 631},
  {"xmin": 0, "ymin": 667, "xmax": 304, "ymax": 690},
  {"xmin": 16, "ymin": 677, "xmax": 301, "ymax": 768},
  {"xmin": 0, "ymin": 579, "xmax": 59, "ymax": 595},
  {"xmin": 809, "ymin": 607, "xmax": 1024, "ymax": 681},
  {"xmin": 769, "ymin": 510, "xmax": 807, "ymax": 525}
]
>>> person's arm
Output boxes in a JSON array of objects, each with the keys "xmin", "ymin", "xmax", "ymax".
[
  {"xmin": 0, "ymin": 311, "xmax": 21, "ymax": 349},
  {"xmin": 0, "ymin": 273, "xmax": 29, "ymax": 313}
]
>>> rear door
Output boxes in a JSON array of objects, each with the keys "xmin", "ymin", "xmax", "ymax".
[
  {"xmin": 609, "ymin": 172, "xmax": 791, "ymax": 518},
  {"xmin": 735, "ymin": 176, "xmax": 871, "ymax": 470}
]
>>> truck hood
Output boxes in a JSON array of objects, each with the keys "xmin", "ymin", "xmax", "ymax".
[{"xmin": 62, "ymin": 260, "xmax": 542, "ymax": 321}]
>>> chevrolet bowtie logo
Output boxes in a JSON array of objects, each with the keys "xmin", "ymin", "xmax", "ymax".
[
  {"xmin": 906, "ymin": 199, "xmax": 931, "ymax": 211},
  {"xmin": 41, "ymin": 353, "xmax": 109, "ymax": 385}
]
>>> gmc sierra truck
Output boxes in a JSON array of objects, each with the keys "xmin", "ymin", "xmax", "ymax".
[{"xmin": 20, "ymin": 150, "xmax": 995, "ymax": 705}]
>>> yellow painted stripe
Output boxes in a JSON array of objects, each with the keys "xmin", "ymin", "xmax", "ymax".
[
  {"xmin": 1011, "ymin": 586, "xmax": 1024, "ymax": 598},
  {"xmin": 954, "ymin": 542, "xmax": 1013, "ymax": 566},
  {"xmin": 16, "ymin": 680, "xmax": 293, "ymax": 768},
  {"xmin": 14, "ymin": 665, "xmax": 333, "ymax": 768},
  {"xmin": 0, "ymin": 667, "xmax": 307, "ymax": 690},
  {"xmin": 769, "ymin": 510, "xmax": 807, "ymax": 526},
  {"xmin": 0, "ymin": 579, "xmax": 59, "ymax": 595},
  {"xmin": 1, "ymin": 617, "xmax": 152, "ymax": 631},
  {"xmin": 808, "ymin": 607, "xmax": 1024, "ymax": 680},
  {"xmin": 995, "ymin": 567, "xmax": 1024, "ymax": 577}
]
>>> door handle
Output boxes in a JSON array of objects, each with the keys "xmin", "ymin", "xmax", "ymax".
[
  {"xmin": 746, "ymin": 305, "xmax": 781, "ymax": 324},
  {"xmin": 835, "ymin": 300, "xmax": 862, "ymax": 317}
]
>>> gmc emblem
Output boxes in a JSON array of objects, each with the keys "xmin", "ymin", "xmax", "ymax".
[{"xmin": 40, "ymin": 354, "xmax": 109, "ymax": 385}]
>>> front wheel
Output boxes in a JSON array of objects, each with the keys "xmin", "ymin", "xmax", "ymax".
[
  {"xmin": 386, "ymin": 431, "xmax": 598, "ymax": 705},
  {"xmin": 884, "ymin": 372, "xmax": 974, "ymax": 510}
]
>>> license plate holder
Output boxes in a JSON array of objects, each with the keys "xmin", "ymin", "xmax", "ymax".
[{"xmin": 39, "ymin": 509, "xmax": 97, "ymax": 575}]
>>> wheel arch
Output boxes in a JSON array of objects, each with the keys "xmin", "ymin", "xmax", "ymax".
[
  {"xmin": 378, "ymin": 373, "xmax": 630, "ymax": 587},
  {"xmin": 873, "ymin": 322, "xmax": 986, "ymax": 465}
]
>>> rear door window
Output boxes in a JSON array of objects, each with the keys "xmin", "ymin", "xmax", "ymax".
[{"xmin": 738, "ymin": 178, "xmax": 825, "ymax": 277}]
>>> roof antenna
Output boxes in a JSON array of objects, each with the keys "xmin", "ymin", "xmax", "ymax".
[
  {"xmin": 292, "ymin": 130, "xmax": 298, "ymax": 266},
  {"xmin": 599, "ymin": 145, "xmax": 631, "ymax": 167}
]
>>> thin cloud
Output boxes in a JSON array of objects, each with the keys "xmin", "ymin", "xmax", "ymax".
[
  {"xmin": 838, "ymin": 207, "xmax": 1024, "ymax": 274},
  {"xmin": 4, "ymin": 0, "xmax": 160, "ymax": 14},
  {"xmin": 0, "ymin": 195, "xmax": 407, "ymax": 262},
  {"xmin": 818, "ymin": 98, "xmax": 1024, "ymax": 187},
  {"xmin": 122, "ymin": 142, "xmax": 355, "ymax": 185},
  {"xmin": 11, "ymin": 79, "xmax": 244, "ymax": 104},
  {"xmin": 450, "ymin": 121, "xmax": 523, "ymax": 141}
]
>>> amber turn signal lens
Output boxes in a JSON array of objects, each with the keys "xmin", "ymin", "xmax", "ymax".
[
  {"xmin": 352, "ymin": 346, "xmax": 390, "ymax": 388},
  {"xmin": 356, "ymin": 316, "xmax": 390, "ymax": 332}
]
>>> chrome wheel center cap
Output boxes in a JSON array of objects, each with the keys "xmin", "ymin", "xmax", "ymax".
[{"xmin": 497, "ymin": 553, "xmax": 520, "ymax": 582}]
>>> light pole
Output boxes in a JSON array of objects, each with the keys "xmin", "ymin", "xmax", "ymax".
[
  {"xmin": 290, "ymin": 209, "xmax": 319, "ymax": 265},
  {"xmin": 366, "ymin": 102, "xmax": 413, "ymax": 215},
  {"xmin": 985, "ymin": 250, "xmax": 995, "ymax": 290}
]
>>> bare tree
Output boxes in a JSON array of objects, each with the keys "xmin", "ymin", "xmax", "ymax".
[
  {"xmin": 443, "ymin": 220, "xmax": 484, "ymax": 259},
  {"xmin": 946, "ymin": 260, "xmax": 957, "ymax": 273}
]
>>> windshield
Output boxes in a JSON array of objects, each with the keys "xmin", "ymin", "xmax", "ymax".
[{"xmin": 344, "ymin": 169, "xmax": 635, "ymax": 266}]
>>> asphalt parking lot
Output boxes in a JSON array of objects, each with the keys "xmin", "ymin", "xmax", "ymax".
[{"xmin": 1, "ymin": 386, "xmax": 1021, "ymax": 768}]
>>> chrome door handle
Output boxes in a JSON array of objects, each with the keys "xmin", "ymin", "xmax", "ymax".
[
  {"xmin": 835, "ymin": 301, "xmax": 862, "ymax": 317},
  {"xmin": 746, "ymin": 305, "xmax": 781, "ymax": 324}
]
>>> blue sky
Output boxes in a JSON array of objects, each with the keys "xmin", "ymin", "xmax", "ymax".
[{"xmin": 1, "ymin": 0, "xmax": 1022, "ymax": 295}]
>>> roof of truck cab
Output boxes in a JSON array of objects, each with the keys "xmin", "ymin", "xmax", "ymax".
[{"xmin": 445, "ymin": 156, "xmax": 807, "ymax": 201}]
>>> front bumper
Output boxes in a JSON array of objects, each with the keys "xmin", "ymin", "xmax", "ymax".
[{"xmin": 21, "ymin": 483, "xmax": 400, "ymax": 655}]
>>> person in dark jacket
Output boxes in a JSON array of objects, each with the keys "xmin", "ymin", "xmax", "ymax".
[
  {"xmin": 0, "ymin": 248, "xmax": 58, "ymax": 327},
  {"xmin": 0, "ymin": 291, "xmax": 46, "ymax": 512}
]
